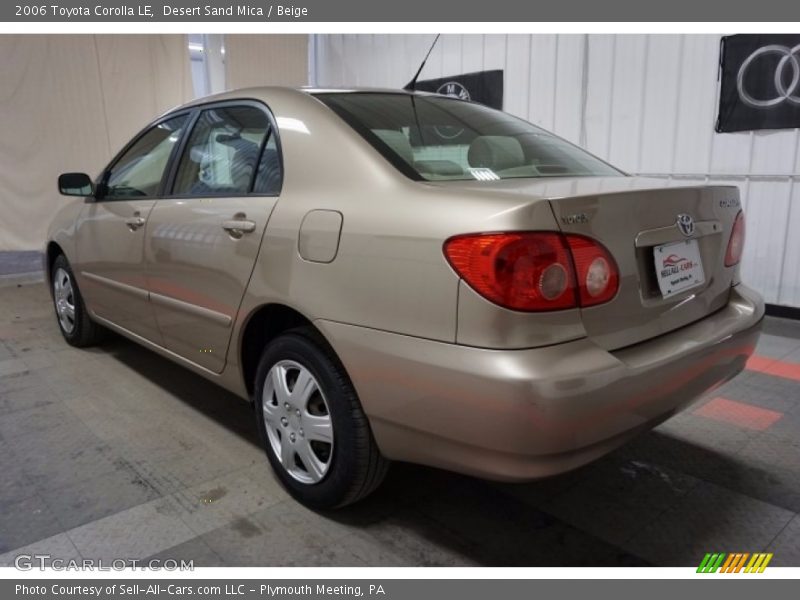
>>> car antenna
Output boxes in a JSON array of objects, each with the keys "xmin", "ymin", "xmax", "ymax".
[{"xmin": 403, "ymin": 34, "xmax": 441, "ymax": 92}]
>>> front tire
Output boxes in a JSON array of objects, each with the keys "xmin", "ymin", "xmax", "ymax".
[
  {"xmin": 254, "ymin": 328, "xmax": 389, "ymax": 509},
  {"xmin": 50, "ymin": 254, "xmax": 105, "ymax": 347}
]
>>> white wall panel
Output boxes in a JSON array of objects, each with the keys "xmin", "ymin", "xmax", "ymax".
[
  {"xmin": 0, "ymin": 35, "xmax": 192, "ymax": 251},
  {"xmin": 743, "ymin": 181, "xmax": 792, "ymax": 302},
  {"xmin": 607, "ymin": 35, "xmax": 648, "ymax": 170},
  {"xmin": 552, "ymin": 36, "xmax": 584, "ymax": 145},
  {"xmin": 710, "ymin": 132, "xmax": 753, "ymax": 176},
  {"xmin": 313, "ymin": 34, "xmax": 800, "ymax": 307},
  {"xmin": 462, "ymin": 34, "xmax": 485, "ymax": 73},
  {"xmin": 527, "ymin": 35, "xmax": 560, "ymax": 130},
  {"xmin": 504, "ymin": 35, "xmax": 531, "ymax": 120},
  {"xmin": 440, "ymin": 34, "xmax": 464, "ymax": 81},
  {"xmin": 385, "ymin": 35, "xmax": 409, "ymax": 89},
  {"xmin": 483, "ymin": 35, "xmax": 507, "ymax": 72},
  {"xmin": 674, "ymin": 36, "xmax": 718, "ymax": 175},
  {"xmin": 796, "ymin": 132, "xmax": 800, "ymax": 173},
  {"xmin": 638, "ymin": 35, "xmax": 682, "ymax": 174},
  {"xmin": 342, "ymin": 35, "xmax": 363, "ymax": 86},
  {"xmin": 750, "ymin": 129, "xmax": 797, "ymax": 175},
  {"xmin": 584, "ymin": 35, "xmax": 615, "ymax": 157},
  {"xmin": 225, "ymin": 35, "xmax": 308, "ymax": 90},
  {"xmin": 371, "ymin": 35, "xmax": 392, "ymax": 88},
  {"xmin": 780, "ymin": 183, "xmax": 800, "ymax": 307},
  {"xmin": 317, "ymin": 34, "xmax": 345, "ymax": 86}
]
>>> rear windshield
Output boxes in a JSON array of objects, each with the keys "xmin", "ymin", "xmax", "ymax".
[{"xmin": 315, "ymin": 93, "xmax": 622, "ymax": 182}]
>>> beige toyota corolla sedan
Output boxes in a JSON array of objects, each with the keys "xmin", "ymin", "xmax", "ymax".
[{"xmin": 47, "ymin": 87, "xmax": 763, "ymax": 508}]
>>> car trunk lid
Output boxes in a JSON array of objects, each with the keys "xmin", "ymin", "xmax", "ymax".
[
  {"xmin": 426, "ymin": 176, "xmax": 743, "ymax": 351},
  {"xmin": 546, "ymin": 180, "xmax": 741, "ymax": 350}
]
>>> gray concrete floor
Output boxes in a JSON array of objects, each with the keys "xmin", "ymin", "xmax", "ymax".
[{"xmin": 1, "ymin": 278, "xmax": 800, "ymax": 567}]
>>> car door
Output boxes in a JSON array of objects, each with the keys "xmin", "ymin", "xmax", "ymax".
[
  {"xmin": 74, "ymin": 113, "xmax": 191, "ymax": 342},
  {"xmin": 144, "ymin": 102, "xmax": 283, "ymax": 373}
]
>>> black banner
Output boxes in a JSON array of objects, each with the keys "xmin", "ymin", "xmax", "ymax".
[
  {"xmin": 415, "ymin": 70, "xmax": 504, "ymax": 110},
  {"xmin": 717, "ymin": 34, "xmax": 800, "ymax": 133}
]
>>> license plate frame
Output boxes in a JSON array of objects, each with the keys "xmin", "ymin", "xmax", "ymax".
[{"xmin": 653, "ymin": 239, "xmax": 706, "ymax": 298}]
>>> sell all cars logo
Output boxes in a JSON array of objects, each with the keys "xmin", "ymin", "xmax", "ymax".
[{"xmin": 660, "ymin": 254, "xmax": 696, "ymax": 278}]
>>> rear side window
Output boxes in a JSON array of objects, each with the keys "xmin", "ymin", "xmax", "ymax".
[
  {"xmin": 104, "ymin": 115, "xmax": 188, "ymax": 199},
  {"xmin": 172, "ymin": 106, "xmax": 272, "ymax": 196}
]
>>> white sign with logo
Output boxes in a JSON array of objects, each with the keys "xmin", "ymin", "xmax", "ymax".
[{"xmin": 654, "ymin": 239, "xmax": 706, "ymax": 297}]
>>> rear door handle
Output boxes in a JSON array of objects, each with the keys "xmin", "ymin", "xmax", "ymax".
[
  {"xmin": 125, "ymin": 215, "xmax": 146, "ymax": 231},
  {"xmin": 222, "ymin": 219, "xmax": 256, "ymax": 238}
]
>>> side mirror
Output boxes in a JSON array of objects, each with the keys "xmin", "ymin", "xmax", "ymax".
[{"xmin": 58, "ymin": 172, "xmax": 94, "ymax": 197}]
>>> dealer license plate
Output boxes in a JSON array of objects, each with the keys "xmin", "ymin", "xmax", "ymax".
[{"xmin": 653, "ymin": 239, "xmax": 706, "ymax": 298}]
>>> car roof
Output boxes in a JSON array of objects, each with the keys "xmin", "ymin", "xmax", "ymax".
[
  {"xmin": 170, "ymin": 86, "xmax": 448, "ymax": 114},
  {"xmin": 300, "ymin": 86, "xmax": 446, "ymax": 96}
]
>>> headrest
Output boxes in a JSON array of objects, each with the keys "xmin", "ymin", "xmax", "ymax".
[
  {"xmin": 468, "ymin": 136, "xmax": 524, "ymax": 172},
  {"xmin": 373, "ymin": 129, "xmax": 414, "ymax": 165},
  {"xmin": 217, "ymin": 133, "xmax": 259, "ymax": 156}
]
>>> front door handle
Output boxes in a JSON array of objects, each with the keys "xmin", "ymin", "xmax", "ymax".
[
  {"xmin": 125, "ymin": 214, "xmax": 146, "ymax": 231},
  {"xmin": 222, "ymin": 218, "xmax": 256, "ymax": 238}
]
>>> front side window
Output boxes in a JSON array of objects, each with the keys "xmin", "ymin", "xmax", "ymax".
[
  {"xmin": 316, "ymin": 93, "xmax": 622, "ymax": 182},
  {"xmin": 172, "ymin": 106, "xmax": 271, "ymax": 196},
  {"xmin": 104, "ymin": 115, "xmax": 188, "ymax": 198}
]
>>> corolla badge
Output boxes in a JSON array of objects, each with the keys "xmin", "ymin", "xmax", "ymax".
[
  {"xmin": 676, "ymin": 213, "xmax": 695, "ymax": 237},
  {"xmin": 561, "ymin": 212, "xmax": 589, "ymax": 225}
]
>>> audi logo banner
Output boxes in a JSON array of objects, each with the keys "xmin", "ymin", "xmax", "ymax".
[{"xmin": 717, "ymin": 34, "xmax": 800, "ymax": 133}]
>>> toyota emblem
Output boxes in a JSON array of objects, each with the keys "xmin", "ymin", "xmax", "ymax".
[{"xmin": 676, "ymin": 214, "xmax": 695, "ymax": 237}]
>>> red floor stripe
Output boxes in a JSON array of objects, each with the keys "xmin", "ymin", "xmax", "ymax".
[
  {"xmin": 694, "ymin": 396, "xmax": 784, "ymax": 431},
  {"xmin": 747, "ymin": 355, "xmax": 800, "ymax": 382}
]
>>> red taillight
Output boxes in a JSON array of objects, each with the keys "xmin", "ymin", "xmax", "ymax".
[
  {"xmin": 725, "ymin": 211, "xmax": 745, "ymax": 267},
  {"xmin": 564, "ymin": 234, "xmax": 620, "ymax": 307},
  {"xmin": 444, "ymin": 232, "xmax": 576, "ymax": 311},
  {"xmin": 443, "ymin": 232, "xmax": 618, "ymax": 312}
]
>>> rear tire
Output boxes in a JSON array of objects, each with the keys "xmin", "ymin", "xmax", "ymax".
[
  {"xmin": 254, "ymin": 327, "xmax": 389, "ymax": 509},
  {"xmin": 50, "ymin": 254, "xmax": 105, "ymax": 348}
]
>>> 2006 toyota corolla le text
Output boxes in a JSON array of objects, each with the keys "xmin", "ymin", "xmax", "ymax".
[{"xmin": 46, "ymin": 87, "xmax": 763, "ymax": 508}]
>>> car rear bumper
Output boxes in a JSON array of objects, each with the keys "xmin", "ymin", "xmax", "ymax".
[{"xmin": 317, "ymin": 284, "xmax": 764, "ymax": 481}]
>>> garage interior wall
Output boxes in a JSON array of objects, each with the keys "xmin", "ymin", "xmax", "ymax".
[
  {"xmin": 0, "ymin": 35, "xmax": 193, "ymax": 251},
  {"xmin": 224, "ymin": 35, "xmax": 309, "ymax": 90},
  {"xmin": 312, "ymin": 34, "xmax": 800, "ymax": 309}
]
